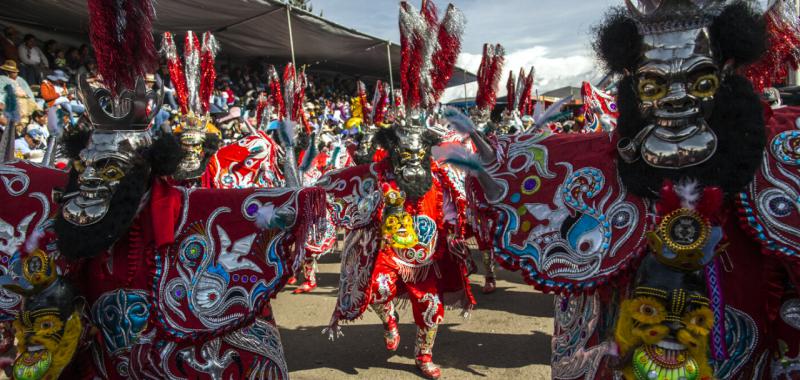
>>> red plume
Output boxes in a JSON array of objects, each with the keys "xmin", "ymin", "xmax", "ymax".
[
  {"xmin": 505, "ymin": 70, "xmax": 516, "ymax": 113},
  {"xmin": 255, "ymin": 94, "xmax": 269, "ymax": 129},
  {"xmin": 475, "ymin": 43, "xmax": 505, "ymax": 111},
  {"xmin": 655, "ymin": 180, "xmax": 681, "ymax": 220},
  {"xmin": 292, "ymin": 68, "xmax": 307, "ymax": 122},
  {"xmin": 744, "ymin": 0, "xmax": 800, "ymax": 92},
  {"xmin": 199, "ymin": 32, "xmax": 219, "ymax": 114},
  {"xmin": 160, "ymin": 32, "xmax": 188, "ymax": 114},
  {"xmin": 88, "ymin": 0, "xmax": 157, "ymax": 94},
  {"xmin": 357, "ymin": 81, "xmax": 372, "ymax": 124},
  {"xmin": 696, "ymin": 186, "xmax": 724, "ymax": 224},
  {"xmin": 399, "ymin": 1, "xmax": 424, "ymax": 111},
  {"xmin": 430, "ymin": 3, "xmax": 465, "ymax": 102},
  {"xmin": 399, "ymin": 0, "xmax": 464, "ymax": 112},
  {"xmin": 267, "ymin": 65, "xmax": 285, "ymax": 120},
  {"xmin": 371, "ymin": 81, "xmax": 390, "ymax": 125},
  {"xmin": 518, "ymin": 67, "xmax": 535, "ymax": 115}
]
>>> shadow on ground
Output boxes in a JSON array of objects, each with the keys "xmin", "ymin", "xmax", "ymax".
[{"xmin": 281, "ymin": 323, "xmax": 551, "ymax": 377}]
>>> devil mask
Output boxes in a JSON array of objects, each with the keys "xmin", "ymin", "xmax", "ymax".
[
  {"xmin": 54, "ymin": 75, "xmax": 182, "ymax": 259},
  {"xmin": 376, "ymin": 113, "xmax": 441, "ymax": 200},
  {"xmin": 596, "ymin": 1, "xmax": 767, "ymax": 197}
]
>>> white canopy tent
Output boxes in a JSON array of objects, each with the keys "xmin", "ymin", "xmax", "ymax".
[{"xmin": 0, "ymin": 0, "xmax": 475, "ymax": 85}]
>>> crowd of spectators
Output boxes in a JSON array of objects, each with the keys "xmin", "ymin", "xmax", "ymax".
[{"xmin": 0, "ymin": 26, "xmax": 100, "ymax": 162}]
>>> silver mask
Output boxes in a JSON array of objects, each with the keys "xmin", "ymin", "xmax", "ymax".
[
  {"xmin": 61, "ymin": 75, "xmax": 161, "ymax": 226},
  {"xmin": 394, "ymin": 113, "xmax": 429, "ymax": 184},
  {"xmin": 618, "ymin": 0, "xmax": 725, "ymax": 169},
  {"xmin": 62, "ymin": 132, "xmax": 150, "ymax": 225}
]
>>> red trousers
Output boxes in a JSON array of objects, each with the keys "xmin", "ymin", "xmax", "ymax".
[{"xmin": 369, "ymin": 251, "xmax": 444, "ymax": 330}]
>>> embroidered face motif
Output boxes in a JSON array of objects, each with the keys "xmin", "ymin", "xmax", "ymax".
[
  {"xmin": 382, "ymin": 211, "xmax": 418, "ymax": 249},
  {"xmin": 614, "ymin": 256, "xmax": 713, "ymax": 380}
]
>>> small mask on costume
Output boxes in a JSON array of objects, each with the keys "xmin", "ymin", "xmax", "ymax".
[
  {"xmin": 61, "ymin": 75, "xmax": 159, "ymax": 226},
  {"xmin": 381, "ymin": 188, "xmax": 419, "ymax": 249},
  {"xmin": 614, "ymin": 255, "xmax": 714, "ymax": 380},
  {"xmin": 2, "ymin": 251, "xmax": 84, "ymax": 380}
]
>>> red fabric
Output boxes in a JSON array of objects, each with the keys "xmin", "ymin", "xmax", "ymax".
[
  {"xmin": 370, "ymin": 252, "xmax": 444, "ymax": 330},
  {"xmin": 149, "ymin": 178, "xmax": 182, "ymax": 248}
]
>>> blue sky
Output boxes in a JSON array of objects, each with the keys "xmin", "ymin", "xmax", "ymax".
[
  {"xmin": 308, "ymin": 0, "xmax": 771, "ymax": 94},
  {"xmin": 309, "ymin": 0, "xmax": 620, "ymax": 92}
]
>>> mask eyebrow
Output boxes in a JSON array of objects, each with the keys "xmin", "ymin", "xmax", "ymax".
[
  {"xmin": 637, "ymin": 62, "xmax": 669, "ymax": 77},
  {"xmin": 682, "ymin": 56, "xmax": 717, "ymax": 73}
]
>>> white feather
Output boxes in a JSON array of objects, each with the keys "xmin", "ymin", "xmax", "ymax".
[
  {"xmin": 674, "ymin": 179, "xmax": 700, "ymax": 209},
  {"xmin": 255, "ymin": 203, "xmax": 276, "ymax": 230}
]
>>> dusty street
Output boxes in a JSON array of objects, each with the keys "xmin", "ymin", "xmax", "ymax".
[{"xmin": 272, "ymin": 252, "xmax": 554, "ymax": 379}]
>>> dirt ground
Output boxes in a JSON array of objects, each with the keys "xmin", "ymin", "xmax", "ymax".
[{"xmin": 271, "ymin": 252, "xmax": 554, "ymax": 379}]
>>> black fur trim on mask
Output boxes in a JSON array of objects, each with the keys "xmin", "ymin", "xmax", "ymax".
[
  {"xmin": 710, "ymin": 1, "xmax": 766, "ymax": 68},
  {"xmin": 375, "ymin": 126, "xmax": 437, "ymax": 200},
  {"xmin": 593, "ymin": 7, "xmax": 643, "ymax": 75},
  {"xmin": 60, "ymin": 128, "xmax": 92, "ymax": 161},
  {"xmin": 54, "ymin": 162, "xmax": 151, "ymax": 260},
  {"xmin": 148, "ymin": 133, "xmax": 184, "ymax": 177},
  {"xmin": 617, "ymin": 74, "xmax": 765, "ymax": 198},
  {"xmin": 374, "ymin": 127, "xmax": 398, "ymax": 152},
  {"xmin": 203, "ymin": 133, "xmax": 222, "ymax": 157}
]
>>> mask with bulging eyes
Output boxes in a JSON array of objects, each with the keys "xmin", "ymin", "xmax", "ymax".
[
  {"xmin": 2, "ymin": 250, "xmax": 84, "ymax": 380},
  {"xmin": 61, "ymin": 131, "xmax": 149, "ymax": 226},
  {"xmin": 619, "ymin": 28, "xmax": 720, "ymax": 169},
  {"xmin": 614, "ymin": 256, "xmax": 714, "ymax": 380}
]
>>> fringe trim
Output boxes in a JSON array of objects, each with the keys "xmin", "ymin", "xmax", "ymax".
[{"xmin": 395, "ymin": 260, "xmax": 433, "ymax": 284}]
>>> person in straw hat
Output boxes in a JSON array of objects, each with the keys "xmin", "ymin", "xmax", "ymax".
[{"xmin": 0, "ymin": 59, "xmax": 35, "ymax": 123}]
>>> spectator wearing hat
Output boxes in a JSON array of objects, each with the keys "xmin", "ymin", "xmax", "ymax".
[
  {"xmin": 41, "ymin": 69, "xmax": 84, "ymax": 126},
  {"xmin": 14, "ymin": 125, "xmax": 45, "ymax": 162},
  {"xmin": 18, "ymin": 34, "xmax": 48, "ymax": 84},
  {"xmin": 26, "ymin": 110, "xmax": 48, "ymax": 139},
  {"xmin": 0, "ymin": 59, "xmax": 35, "ymax": 123},
  {"xmin": 0, "ymin": 27, "xmax": 19, "ymax": 64}
]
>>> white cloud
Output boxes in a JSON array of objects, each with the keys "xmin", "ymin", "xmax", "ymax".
[{"xmin": 453, "ymin": 45, "xmax": 603, "ymax": 97}]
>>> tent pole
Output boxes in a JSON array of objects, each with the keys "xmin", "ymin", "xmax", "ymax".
[
  {"xmin": 286, "ymin": 4, "xmax": 297, "ymax": 68},
  {"xmin": 463, "ymin": 67, "xmax": 467, "ymax": 108},
  {"xmin": 386, "ymin": 42, "xmax": 395, "ymax": 107}
]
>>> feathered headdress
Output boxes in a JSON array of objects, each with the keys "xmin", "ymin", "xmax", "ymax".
[
  {"xmin": 160, "ymin": 31, "xmax": 219, "ymax": 117},
  {"xmin": 399, "ymin": 0, "xmax": 465, "ymax": 113},
  {"xmin": 475, "ymin": 43, "xmax": 505, "ymax": 112},
  {"xmin": 87, "ymin": 0, "xmax": 158, "ymax": 94}
]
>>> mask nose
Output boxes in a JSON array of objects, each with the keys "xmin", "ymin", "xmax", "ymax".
[
  {"xmin": 659, "ymin": 83, "xmax": 694, "ymax": 113},
  {"xmin": 79, "ymin": 166, "xmax": 102, "ymax": 186},
  {"xmin": 667, "ymin": 320, "xmax": 685, "ymax": 334}
]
